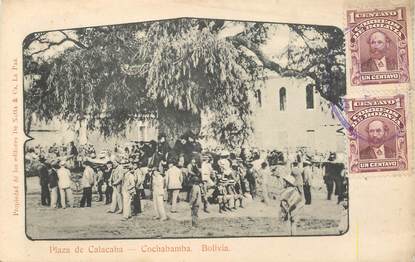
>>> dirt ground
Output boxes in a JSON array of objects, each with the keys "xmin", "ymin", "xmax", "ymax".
[{"xmin": 25, "ymin": 176, "xmax": 346, "ymax": 239}]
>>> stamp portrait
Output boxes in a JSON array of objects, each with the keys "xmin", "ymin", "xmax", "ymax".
[
  {"xmin": 345, "ymin": 95, "xmax": 407, "ymax": 173},
  {"xmin": 347, "ymin": 7, "xmax": 410, "ymax": 85}
]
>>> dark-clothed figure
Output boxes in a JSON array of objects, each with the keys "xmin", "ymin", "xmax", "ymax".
[
  {"xmin": 191, "ymin": 137, "xmax": 202, "ymax": 154},
  {"xmin": 323, "ymin": 153, "xmax": 343, "ymax": 200},
  {"xmin": 189, "ymin": 176, "xmax": 202, "ymax": 227},
  {"xmin": 184, "ymin": 136, "xmax": 195, "ymax": 157},
  {"xmin": 157, "ymin": 134, "xmax": 171, "ymax": 161},
  {"xmin": 95, "ymin": 168, "xmax": 104, "ymax": 202},
  {"xmin": 231, "ymin": 163, "xmax": 244, "ymax": 209},
  {"xmin": 68, "ymin": 141, "xmax": 79, "ymax": 169},
  {"xmin": 103, "ymin": 161, "xmax": 113, "ymax": 204},
  {"xmin": 336, "ymin": 164, "xmax": 347, "ymax": 204},
  {"xmin": 173, "ymin": 136, "xmax": 187, "ymax": 156},
  {"xmin": 38, "ymin": 157, "xmax": 50, "ymax": 206},
  {"xmin": 132, "ymin": 163, "xmax": 145, "ymax": 215},
  {"xmin": 245, "ymin": 163, "xmax": 257, "ymax": 199},
  {"xmin": 80, "ymin": 161, "xmax": 95, "ymax": 207},
  {"xmin": 48, "ymin": 161, "xmax": 61, "ymax": 208},
  {"xmin": 186, "ymin": 158, "xmax": 201, "ymax": 201}
]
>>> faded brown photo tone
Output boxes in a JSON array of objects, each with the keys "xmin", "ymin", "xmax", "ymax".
[
  {"xmin": 23, "ymin": 18, "xmax": 348, "ymax": 240},
  {"xmin": 0, "ymin": 0, "xmax": 414, "ymax": 261}
]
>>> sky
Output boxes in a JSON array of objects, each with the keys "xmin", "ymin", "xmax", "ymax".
[{"xmin": 27, "ymin": 20, "xmax": 292, "ymax": 66}]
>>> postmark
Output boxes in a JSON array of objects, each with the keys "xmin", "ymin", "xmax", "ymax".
[
  {"xmin": 347, "ymin": 7, "xmax": 410, "ymax": 85},
  {"xmin": 344, "ymin": 95, "xmax": 407, "ymax": 173}
]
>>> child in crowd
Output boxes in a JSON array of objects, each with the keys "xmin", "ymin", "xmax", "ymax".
[{"xmin": 189, "ymin": 176, "xmax": 202, "ymax": 227}]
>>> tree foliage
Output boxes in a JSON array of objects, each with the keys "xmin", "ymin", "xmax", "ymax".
[
  {"xmin": 23, "ymin": 18, "xmax": 345, "ymax": 148},
  {"xmin": 283, "ymin": 24, "xmax": 346, "ymax": 107}
]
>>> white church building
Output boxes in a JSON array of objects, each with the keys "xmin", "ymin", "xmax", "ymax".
[
  {"xmin": 26, "ymin": 23, "xmax": 345, "ymax": 154},
  {"xmin": 27, "ymin": 72, "xmax": 345, "ymax": 154},
  {"xmin": 248, "ymin": 71, "xmax": 345, "ymax": 154}
]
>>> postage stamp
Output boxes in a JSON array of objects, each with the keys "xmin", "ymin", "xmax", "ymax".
[
  {"xmin": 347, "ymin": 7, "xmax": 410, "ymax": 85},
  {"xmin": 344, "ymin": 95, "xmax": 407, "ymax": 173}
]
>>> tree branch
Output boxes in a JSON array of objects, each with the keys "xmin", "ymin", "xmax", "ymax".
[
  {"xmin": 29, "ymin": 38, "xmax": 70, "ymax": 56},
  {"xmin": 27, "ymin": 31, "xmax": 88, "ymax": 57},
  {"xmin": 59, "ymin": 31, "xmax": 88, "ymax": 49}
]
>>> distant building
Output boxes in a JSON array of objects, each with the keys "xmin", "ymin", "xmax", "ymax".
[
  {"xmin": 28, "ymin": 117, "xmax": 158, "ymax": 152},
  {"xmin": 27, "ymin": 69, "xmax": 344, "ymax": 154},
  {"xmin": 249, "ymin": 70, "xmax": 345, "ymax": 153}
]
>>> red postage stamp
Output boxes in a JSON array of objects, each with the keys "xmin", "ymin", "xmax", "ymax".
[
  {"xmin": 347, "ymin": 7, "xmax": 410, "ymax": 85},
  {"xmin": 344, "ymin": 95, "xmax": 407, "ymax": 173}
]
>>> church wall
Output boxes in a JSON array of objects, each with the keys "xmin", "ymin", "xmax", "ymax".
[{"xmin": 250, "ymin": 76, "xmax": 345, "ymax": 154}]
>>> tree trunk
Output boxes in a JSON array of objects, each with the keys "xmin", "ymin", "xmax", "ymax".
[
  {"xmin": 157, "ymin": 106, "xmax": 201, "ymax": 146},
  {"xmin": 78, "ymin": 118, "xmax": 88, "ymax": 145},
  {"xmin": 24, "ymin": 112, "xmax": 33, "ymax": 135}
]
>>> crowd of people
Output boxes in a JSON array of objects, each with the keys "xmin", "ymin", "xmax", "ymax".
[{"xmin": 26, "ymin": 132, "xmax": 348, "ymax": 232}]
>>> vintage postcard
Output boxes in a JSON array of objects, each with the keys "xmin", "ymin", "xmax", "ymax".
[
  {"xmin": 0, "ymin": 0, "xmax": 414, "ymax": 262},
  {"xmin": 22, "ymin": 18, "xmax": 348, "ymax": 240}
]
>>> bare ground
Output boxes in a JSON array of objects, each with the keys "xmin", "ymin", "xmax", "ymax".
[{"xmin": 25, "ymin": 177, "xmax": 345, "ymax": 239}]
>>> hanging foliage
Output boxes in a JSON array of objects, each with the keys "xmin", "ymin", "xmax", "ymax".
[{"xmin": 23, "ymin": 18, "xmax": 345, "ymax": 148}]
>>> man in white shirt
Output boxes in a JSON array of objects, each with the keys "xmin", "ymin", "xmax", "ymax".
[
  {"xmin": 152, "ymin": 168, "xmax": 168, "ymax": 221},
  {"xmin": 57, "ymin": 160, "xmax": 74, "ymax": 208},
  {"xmin": 107, "ymin": 156, "xmax": 127, "ymax": 214},
  {"xmin": 165, "ymin": 161, "xmax": 183, "ymax": 213}
]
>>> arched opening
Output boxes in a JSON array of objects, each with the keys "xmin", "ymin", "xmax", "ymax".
[
  {"xmin": 306, "ymin": 85, "xmax": 314, "ymax": 109},
  {"xmin": 255, "ymin": 89, "xmax": 262, "ymax": 107},
  {"xmin": 279, "ymin": 87, "xmax": 286, "ymax": 111}
]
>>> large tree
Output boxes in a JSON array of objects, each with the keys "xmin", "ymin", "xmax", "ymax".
[{"xmin": 24, "ymin": 18, "xmax": 345, "ymax": 148}]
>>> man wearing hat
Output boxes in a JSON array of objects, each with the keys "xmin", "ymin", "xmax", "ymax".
[
  {"xmin": 258, "ymin": 161, "xmax": 271, "ymax": 205},
  {"xmin": 57, "ymin": 160, "xmax": 74, "ymax": 208},
  {"xmin": 230, "ymin": 161, "xmax": 244, "ymax": 209},
  {"xmin": 37, "ymin": 156, "xmax": 50, "ymax": 206},
  {"xmin": 165, "ymin": 160, "xmax": 183, "ymax": 213},
  {"xmin": 103, "ymin": 161, "xmax": 114, "ymax": 204},
  {"xmin": 173, "ymin": 136, "xmax": 187, "ymax": 156},
  {"xmin": 48, "ymin": 159, "xmax": 61, "ymax": 208},
  {"xmin": 302, "ymin": 160, "xmax": 313, "ymax": 205},
  {"xmin": 280, "ymin": 173, "xmax": 304, "ymax": 235},
  {"xmin": 218, "ymin": 150, "xmax": 231, "ymax": 174},
  {"xmin": 131, "ymin": 161, "xmax": 145, "ymax": 215},
  {"xmin": 290, "ymin": 161, "xmax": 304, "ymax": 196},
  {"xmin": 245, "ymin": 162, "xmax": 257, "ymax": 199},
  {"xmin": 323, "ymin": 152, "xmax": 343, "ymax": 201},
  {"xmin": 151, "ymin": 167, "xmax": 168, "ymax": 221},
  {"xmin": 185, "ymin": 157, "xmax": 200, "ymax": 201},
  {"xmin": 107, "ymin": 156, "xmax": 127, "ymax": 214},
  {"xmin": 183, "ymin": 133, "xmax": 195, "ymax": 154},
  {"xmin": 121, "ymin": 162, "xmax": 138, "ymax": 220},
  {"xmin": 201, "ymin": 154, "xmax": 215, "ymax": 212},
  {"xmin": 80, "ymin": 160, "xmax": 95, "ymax": 208},
  {"xmin": 157, "ymin": 133, "xmax": 171, "ymax": 162}
]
